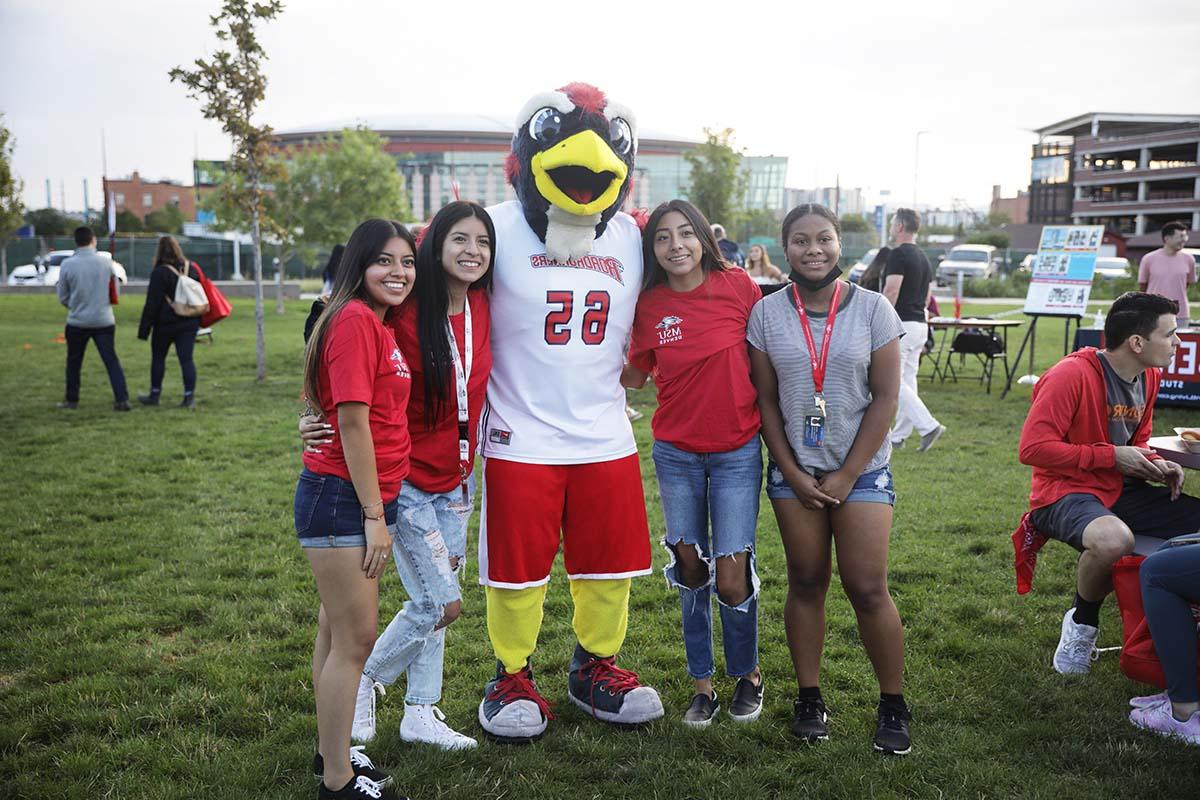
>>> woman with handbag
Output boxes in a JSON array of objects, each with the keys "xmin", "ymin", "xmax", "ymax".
[{"xmin": 137, "ymin": 235, "xmax": 206, "ymax": 409}]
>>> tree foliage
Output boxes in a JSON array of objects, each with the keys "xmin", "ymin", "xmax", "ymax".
[
  {"xmin": 0, "ymin": 115, "xmax": 24, "ymax": 279},
  {"xmin": 966, "ymin": 230, "xmax": 1011, "ymax": 249},
  {"xmin": 684, "ymin": 128, "xmax": 747, "ymax": 231},
  {"xmin": 169, "ymin": 0, "xmax": 285, "ymax": 381},
  {"xmin": 24, "ymin": 207, "xmax": 75, "ymax": 237},
  {"xmin": 839, "ymin": 214, "xmax": 872, "ymax": 234},
  {"xmin": 144, "ymin": 204, "xmax": 186, "ymax": 234}
]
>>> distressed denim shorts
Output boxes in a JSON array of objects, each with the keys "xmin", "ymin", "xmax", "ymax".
[
  {"xmin": 765, "ymin": 459, "xmax": 895, "ymax": 506},
  {"xmin": 294, "ymin": 468, "xmax": 399, "ymax": 548}
]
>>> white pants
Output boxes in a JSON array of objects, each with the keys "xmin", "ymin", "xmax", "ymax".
[{"xmin": 890, "ymin": 320, "xmax": 939, "ymax": 443}]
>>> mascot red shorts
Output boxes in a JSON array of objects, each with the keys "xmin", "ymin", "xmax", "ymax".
[{"xmin": 478, "ymin": 454, "xmax": 651, "ymax": 588}]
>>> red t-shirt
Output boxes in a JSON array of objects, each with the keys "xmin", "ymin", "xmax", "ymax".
[
  {"xmin": 303, "ymin": 300, "xmax": 411, "ymax": 502},
  {"xmin": 629, "ymin": 268, "xmax": 761, "ymax": 452},
  {"xmin": 385, "ymin": 289, "xmax": 492, "ymax": 494}
]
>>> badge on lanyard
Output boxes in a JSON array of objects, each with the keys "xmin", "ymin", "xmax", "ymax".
[
  {"xmin": 445, "ymin": 299, "xmax": 473, "ymax": 511},
  {"xmin": 792, "ymin": 281, "xmax": 841, "ymax": 448}
]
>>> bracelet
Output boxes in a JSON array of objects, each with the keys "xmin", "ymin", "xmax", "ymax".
[{"xmin": 362, "ymin": 500, "xmax": 385, "ymax": 521}]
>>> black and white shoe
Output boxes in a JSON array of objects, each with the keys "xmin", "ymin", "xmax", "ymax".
[
  {"xmin": 728, "ymin": 677, "xmax": 764, "ymax": 723},
  {"xmin": 478, "ymin": 661, "xmax": 553, "ymax": 743},
  {"xmin": 873, "ymin": 702, "xmax": 912, "ymax": 756},
  {"xmin": 318, "ymin": 775, "xmax": 403, "ymax": 800},
  {"xmin": 312, "ymin": 746, "xmax": 392, "ymax": 786},
  {"xmin": 791, "ymin": 695, "xmax": 829, "ymax": 742},
  {"xmin": 567, "ymin": 643, "xmax": 664, "ymax": 725},
  {"xmin": 682, "ymin": 691, "xmax": 720, "ymax": 728}
]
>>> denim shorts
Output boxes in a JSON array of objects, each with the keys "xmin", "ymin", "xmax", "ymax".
[
  {"xmin": 765, "ymin": 458, "xmax": 895, "ymax": 506},
  {"xmin": 294, "ymin": 468, "xmax": 399, "ymax": 548}
]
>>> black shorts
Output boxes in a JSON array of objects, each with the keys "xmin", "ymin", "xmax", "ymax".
[{"xmin": 1030, "ymin": 479, "xmax": 1200, "ymax": 552}]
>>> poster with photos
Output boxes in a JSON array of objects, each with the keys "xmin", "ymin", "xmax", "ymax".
[{"xmin": 1023, "ymin": 225, "xmax": 1103, "ymax": 315}]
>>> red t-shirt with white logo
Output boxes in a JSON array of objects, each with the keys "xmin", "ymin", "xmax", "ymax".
[
  {"xmin": 629, "ymin": 268, "xmax": 761, "ymax": 453},
  {"xmin": 385, "ymin": 289, "xmax": 491, "ymax": 494},
  {"xmin": 303, "ymin": 299, "xmax": 411, "ymax": 502}
]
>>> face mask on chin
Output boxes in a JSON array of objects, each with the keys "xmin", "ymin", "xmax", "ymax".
[{"xmin": 789, "ymin": 265, "xmax": 843, "ymax": 292}]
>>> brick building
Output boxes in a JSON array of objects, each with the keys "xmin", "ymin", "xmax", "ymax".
[
  {"xmin": 990, "ymin": 184, "xmax": 1029, "ymax": 224},
  {"xmin": 102, "ymin": 171, "xmax": 197, "ymax": 223}
]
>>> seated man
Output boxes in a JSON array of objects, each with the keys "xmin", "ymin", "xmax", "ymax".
[{"xmin": 1018, "ymin": 292, "xmax": 1199, "ymax": 674}]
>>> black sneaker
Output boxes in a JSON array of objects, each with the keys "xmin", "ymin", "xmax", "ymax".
[
  {"xmin": 873, "ymin": 702, "xmax": 912, "ymax": 755},
  {"xmin": 791, "ymin": 696, "xmax": 829, "ymax": 742},
  {"xmin": 682, "ymin": 691, "xmax": 719, "ymax": 728},
  {"xmin": 478, "ymin": 661, "xmax": 553, "ymax": 743},
  {"xmin": 312, "ymin": 746, "xmax": 392, "ymax": 786},
  {"xmin": 567, "ymin": 643, "xmax": 664, "ymax": 725},
  {"xmin": 137, "ymin": 393, "xmax": 160, "ymax": 406},
  {"xmin": 56, "ymin": 401, "xmax": 78, "ymax": 410},
  {"xmin": 318, "ymin": 775, "xmax": 404, "ymax": 799},
  {"xmin": 113, "ymin": 400, "xmax": 132, "ymax": 412},
  {"xmin": 179, "ymin": 393, "xmax": 195, "ymax": 409},
  {"xmin": 728, "ymin": 677, "xmax": 764, "ymax": 723}
]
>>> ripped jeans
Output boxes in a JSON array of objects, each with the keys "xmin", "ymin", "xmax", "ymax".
[
  {"xmin": 362, "ymin": 475, "xmax": 472, "ymax": 704},
  {"xmin": 653, "ymin": 437, "xmax": 762, "ymax": 680}
]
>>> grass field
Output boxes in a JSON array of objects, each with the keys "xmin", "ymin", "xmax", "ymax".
[{"xmin": 2, "ymin": 293, "xmax": 1198, "ymax": 800}]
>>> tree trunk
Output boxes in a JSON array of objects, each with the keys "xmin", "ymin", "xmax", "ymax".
[
  {"xmin": 252, "ymin": 207, "xmax": 266, "ymax": 382},
  {"xmin": 1, "ymin": 241, "xmax": 7, "ymax": 282}
]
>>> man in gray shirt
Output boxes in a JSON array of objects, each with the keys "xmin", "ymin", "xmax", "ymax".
[{"xmin": 56, "ymin": 226, "xmax": 130, "ymax": 411}]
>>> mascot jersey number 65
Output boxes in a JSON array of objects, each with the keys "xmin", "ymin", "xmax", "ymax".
[{"xmin": 477, "ymin": 82, "xmax": 663, "ymax": 741}]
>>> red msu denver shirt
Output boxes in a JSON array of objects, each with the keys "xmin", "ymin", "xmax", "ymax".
[
  {"xmin": 303, "ymin": 299, "xmax": 412, "ymax": 502},
  {"xmin": 629, "ymin": 267, "xmax": 761, "ymax": 453}
]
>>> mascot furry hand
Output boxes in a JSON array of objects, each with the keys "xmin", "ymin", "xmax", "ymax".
[{"xmin": 477, "ymin": 83, "xmax": 663, "ymax": 742}]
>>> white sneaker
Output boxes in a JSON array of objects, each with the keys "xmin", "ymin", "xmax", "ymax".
[
  {"xmin": 351, "ymin": 675, "xmax": 385, "ymax": 743},
  {"xmin": 1052, "ymin": 608, "xmax": 1099, "ymax": 674},
  {"xmin": 400, "ymin": 703, "xmax": 478, "ymax": 750}
]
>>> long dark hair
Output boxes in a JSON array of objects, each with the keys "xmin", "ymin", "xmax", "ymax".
[
  {"xmin": 303, "ymin": 219, "xmax": 416, "ymax": 409},
  {"xmin": 859, "ymin": 246, "xmax": 892, "ymax": 293},
  {"xmin": 641, "ymin": 199, "xmax": 728, "ymax": 291},
  {"xmin": 413, "ymin": 201, "xmax": 495, "ymax": 429},
  {"xmin": 154, "ymin": 235, "xmax": 186, "ymax": 269}
]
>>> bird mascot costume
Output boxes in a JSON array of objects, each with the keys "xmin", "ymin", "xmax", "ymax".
[{"xmin": 477, "ymin": 82, "xmax": 664, "ymax": 741}]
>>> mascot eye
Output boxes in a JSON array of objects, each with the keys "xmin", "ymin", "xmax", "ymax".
[
  {"xmin": 609, "ymin": 118, "xmax": 632, "ymax": 155},
  {"xmin": 528, "ymin": 108, "xmax": 563, "ymax": 144}
]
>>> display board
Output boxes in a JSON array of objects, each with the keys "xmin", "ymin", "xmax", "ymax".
[{"xmin": 1023, "ymin": 225, "xmax": 1104, "ymax": 316}]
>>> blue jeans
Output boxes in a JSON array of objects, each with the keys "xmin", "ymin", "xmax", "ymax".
[
  {"xmin": 652, "ymin": 437, "xmax": 762, "ymax": 680},
  {"xmin": 293, "ymin": 468, "xmax": 398, "ymax": 548},
  {"xmin": 765, "ymin": 460, "xmax": 896, "ymax": 506},
  {"xmin": 363, "ymin": 475, "xmax": 472, "ymax": 704},
  {"xmin": 149, "ymin": 320, "xmax": 199, "ymax": 395},
  {"xmin": 64, "ymin": 324, "xmax": 128, "ymax": 403},
  {"xmin": 1141, "ymin": 537, "xmax": 1200, "ymax": 704}
]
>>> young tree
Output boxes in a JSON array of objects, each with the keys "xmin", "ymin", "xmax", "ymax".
[
  {"xmin": 170, "ymin": 0, "xmax": 285, "ymax": 381},
  {"xmin": 0, "ymin": 116, "xmax": 23, "ymax": 281},
  {"xmin": 684, "ymin": 128, "xmax": 748, "ymax": 233},
  {"xmin": 144, "ymin": 204, "xmax": 185, "ymax": 234}
]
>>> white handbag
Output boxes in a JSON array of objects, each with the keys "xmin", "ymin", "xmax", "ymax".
[{"xmin": 169, "ymin": 263, "xmax": 210, "ymax": 318}]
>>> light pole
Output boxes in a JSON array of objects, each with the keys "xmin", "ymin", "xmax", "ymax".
[{"xmin": 913, "ymin": 130, "xmax": 929, "ymax": 209}]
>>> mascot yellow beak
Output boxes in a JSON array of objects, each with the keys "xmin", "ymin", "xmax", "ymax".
[{"xmin": 530, "ymin": 130, "xmax": 629, "ymax": 217}]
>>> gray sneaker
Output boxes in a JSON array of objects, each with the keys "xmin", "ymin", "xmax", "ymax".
[
  {"xmin": 917, "ymin": 425, "xmax": 946, "ymax": 452},
  {"xmin": 682, "ymin": 691, "xmax": 719, "ymax": 728}
]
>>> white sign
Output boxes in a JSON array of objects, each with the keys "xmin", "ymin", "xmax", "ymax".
[{"xmin": 1023, "ymin": 225, "xmax": 1103, "ymax": 316}]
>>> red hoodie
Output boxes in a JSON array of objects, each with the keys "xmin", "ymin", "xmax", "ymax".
[{"xmin": 1018, "ymin": 347, "xmax": 1162, "ymax": 511}]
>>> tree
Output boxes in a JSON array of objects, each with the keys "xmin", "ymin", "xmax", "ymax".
[
  {"xmin": 0, "ymin": 115, "xmax": 24, "ymax": 281},
  {"xmin": 24, "ymin": 207, "xmax": 75, "ymax": 237},
  {"xmin": 170, "ymin": 0, "xmax": 285, "ymax": 382},
  {"xmin": 684, "ymin": 128, "xmax": 748, "ymax": 231},
  {"xmin": 276, "ymin": 127, "xmax": 410, "ymax": 257},
  {"xmin": 966, "ymin": 231, "xmax": 1011, "ymax": 249},
  {"xmin": 144, "ymin": 204, "xmax": 185, "ymax": 234},
  {"xmin": 839, "ymin": 214, "xmax": 873, "ymax": 234}
]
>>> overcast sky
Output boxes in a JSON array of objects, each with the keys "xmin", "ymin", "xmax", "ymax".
[{"xmin": 2, "ymin": 0, "xmax": 1197, "ymax": 216}]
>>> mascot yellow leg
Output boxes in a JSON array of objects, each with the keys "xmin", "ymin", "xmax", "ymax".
[
  {"xmin": 570, "ymin": 578, "xmax": 629, "ymax": 657},
  {"xmin": 485, "ymin": 584, "xmax": 547, "ymax": 674}
]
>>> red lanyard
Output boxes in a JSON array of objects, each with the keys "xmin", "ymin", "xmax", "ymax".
[{"xmin": 790, "ymin": 280, "xmax": 842, "ymax": 396}]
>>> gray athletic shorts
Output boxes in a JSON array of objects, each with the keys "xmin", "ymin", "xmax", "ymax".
[{"xmin": 1030, "ymin": 479, "xmax": 1200, "ymax": 551}]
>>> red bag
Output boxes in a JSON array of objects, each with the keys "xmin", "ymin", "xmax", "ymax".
[
  {"xmin": 108, "ymin": 276, "xmax": 119, "ymax": 305},
  {"xmin": 1111, "ymin": 554, "xmax": 1200, "ymax": 692},
  {"xmin": 192, "ymin": 262, "xmax": 232, "ymax": 327}
]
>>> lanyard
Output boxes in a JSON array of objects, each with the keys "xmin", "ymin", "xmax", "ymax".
[
  {"xmin": 444, "ymin": 299, "xmax": 473, "ymax": 492},
  {"xmin": 790, "ymin": 280, "xmax": 842, "ymax": 397}
]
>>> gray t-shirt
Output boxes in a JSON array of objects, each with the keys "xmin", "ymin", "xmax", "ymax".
[
  {"xmin": 1096, "ymin": 351, "xmax": 1146, "ymax": 446},
  {"xmin": 747, "ymin": 281, "xmax": 904, "ymax": 475}
]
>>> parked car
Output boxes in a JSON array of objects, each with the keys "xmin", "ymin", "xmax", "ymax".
[
  {"xmin": 6, "ymin": 249, "xmax": 126, "ymax": 286},
  {"xmin": 1093, "ymin": 256, "xmax": 1132, "ymax": 280},
  {"xmin": 936, "ymin": 244, "xmax": 1000, "ymax": 285},
  {"xmin": 846, "ymin": 247, "xmax": 880, "ymax": 284}
]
